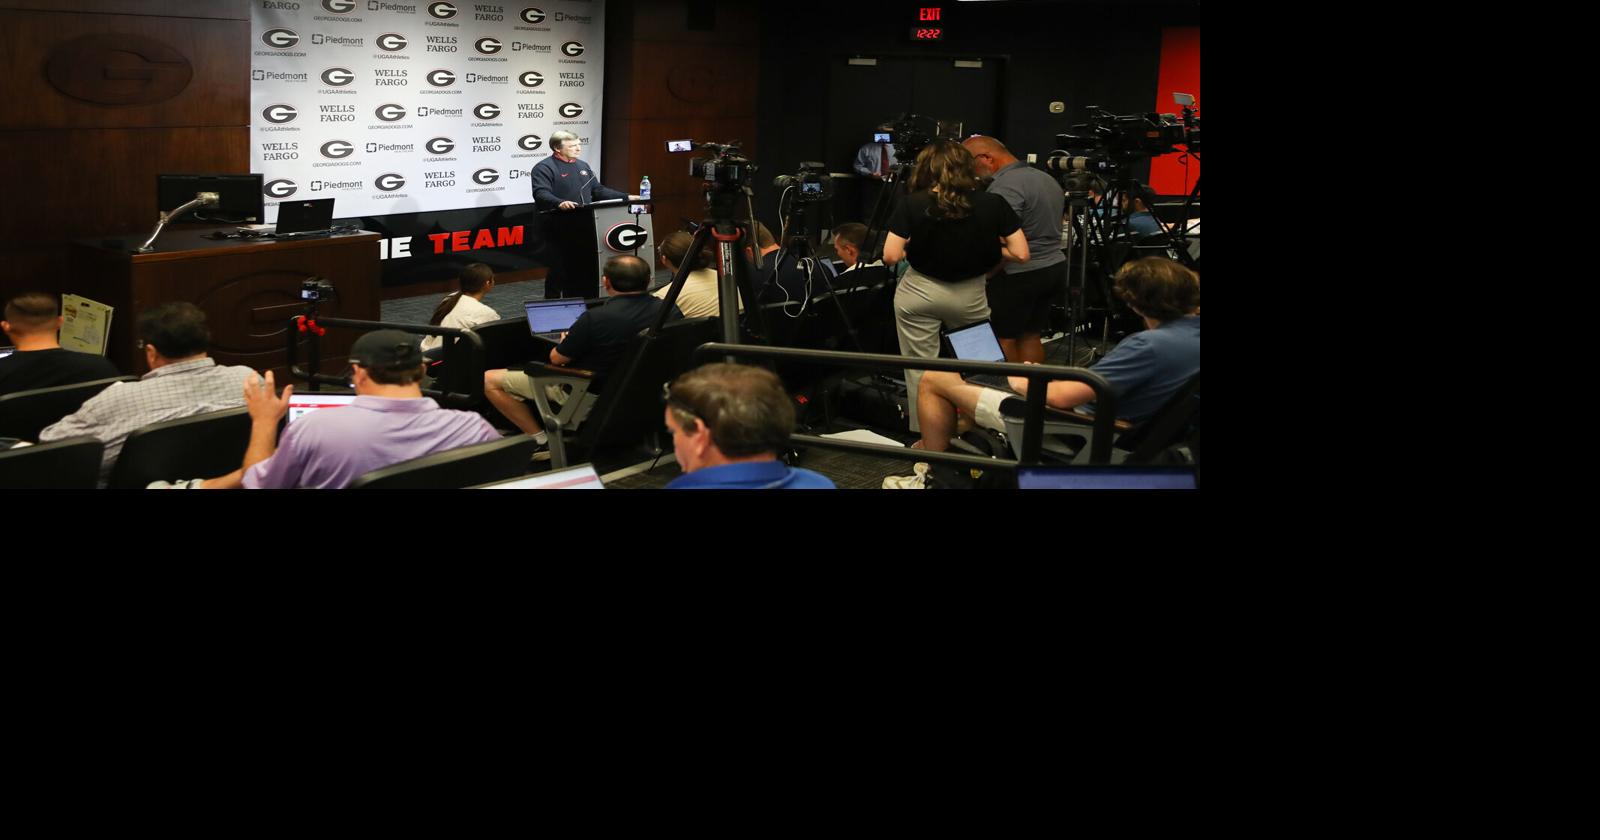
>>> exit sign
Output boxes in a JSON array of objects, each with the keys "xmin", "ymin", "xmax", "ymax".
[{"xmin": 920, "ymin": 7, "xmax": 942, "ymax": 20}]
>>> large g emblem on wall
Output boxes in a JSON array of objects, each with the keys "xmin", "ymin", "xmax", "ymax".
[{"xmin": 46, "ymin": 34, "xmax": 194, "ymax": 106}]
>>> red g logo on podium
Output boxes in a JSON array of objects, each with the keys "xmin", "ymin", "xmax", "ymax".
[{"xmin": 605, "ymin": 223, "xmax": 649, "ymax": 252}]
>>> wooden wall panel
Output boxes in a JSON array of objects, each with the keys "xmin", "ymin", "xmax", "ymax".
[
  {"xmin": 0, "ymin": 11, "xmax": 248, "ymax": 130},
  {"xmin": 0, "ymin": 1, "xmax": 248, "ymax": 19},
  {"xmin": 0, "ymin": 128, "xmax": 247, "ymax": 248}
]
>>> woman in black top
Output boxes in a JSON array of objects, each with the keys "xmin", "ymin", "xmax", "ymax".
[{"xmin": 883, "ymin": 141, "xmax": 1029, "ymax": 433}]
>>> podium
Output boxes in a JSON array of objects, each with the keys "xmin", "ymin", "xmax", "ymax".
[
  {"xmin": 539, "ymin": 199, "xmax": 654, "ymax": 299},
  {"xmin": 70, "ymin": 228, "xmax": 381, "ymax": 378}
]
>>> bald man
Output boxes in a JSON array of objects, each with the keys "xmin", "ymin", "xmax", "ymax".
[{"xmin": 963, "ymin": 135, "xmax": 1066, "ymax": 364}]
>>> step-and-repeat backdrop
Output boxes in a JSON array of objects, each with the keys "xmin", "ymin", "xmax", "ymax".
[{"xmin": 250, "ymin": 0, "xmax": 604, "ymax": 286}]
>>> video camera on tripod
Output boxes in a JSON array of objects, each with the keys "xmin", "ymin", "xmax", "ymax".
[
  {"xmin": 874, "ymin": 113, "xmax": 963, "ymax": 161},
  {"xmin": 669, "ymin": 139, "xmax": 757, "ymax": 192},
  {"xmin": 772, "ymin": 162, "xmax": 834, "ymax": 202},
  {"xmin": 1043, "ymin": 105, "xmax": 1196, "ymax": 176}
]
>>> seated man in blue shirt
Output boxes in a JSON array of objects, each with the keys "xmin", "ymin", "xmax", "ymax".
[
  {"xmin": 483, "ymin": 255, "xmax": 681, "ymax": 449},
  {"xmin": 664, "ymin": 363, "xmax": 834, "ymax": 489},
  {"xmin": 909, "ymin": 256, "xmax": 1199, "ymax": 454}
]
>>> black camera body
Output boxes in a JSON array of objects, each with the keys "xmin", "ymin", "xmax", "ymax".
[
  {"xmin": 772, "ymin": 162, "xmax": 834, "ymax": 202},
  {"xmin": 671, "ymin": 140, "xmax": 757, "ymax": 191},
  {"xmin": 300, "ymin": 278, "xmax": 335, "ymax": 301},
  {"xmin": 1054, "ymin": 107, "xmax": 1192, "ymax": 163},
  {"xmin": 875, "ymin": 114, "xmax": 961, "ymax": 161}
]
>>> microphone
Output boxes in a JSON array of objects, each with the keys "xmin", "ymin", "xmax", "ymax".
[{"xmin": 575, "ymin": 172, "xmax": 596, "ymax": 207}]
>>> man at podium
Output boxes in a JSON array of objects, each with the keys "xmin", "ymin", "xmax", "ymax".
[{"xmin": 530, "ymin": 130, "xmax": 633, "ymax": 299}]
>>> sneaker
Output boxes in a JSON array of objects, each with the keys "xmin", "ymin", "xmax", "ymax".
[
  {"xmin": 882, "ymin": 462, "xmax": 931, "ymax": 489},
  {"xmin": 530, "ymin": 440, "xmax": 552, "ymax": 462}
]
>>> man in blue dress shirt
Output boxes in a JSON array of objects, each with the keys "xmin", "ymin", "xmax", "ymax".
[{"xmin": 664, "ymin": 363, "xmax": 834, "ymax": 489}]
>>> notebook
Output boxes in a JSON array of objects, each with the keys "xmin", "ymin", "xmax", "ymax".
[
  {"xmin": 1015, "ymin": 465, "xmax": 1198, "ymax": 490},
  {"xmin": 473, "ymin": 463, "xmax": 606, "ymax": 489},
  {"xmin": 286, "ymin": 391, "xmax": 358, "ymax": 423},
  {"xmin": 244, "ymin": 198, "xmax": 336, "ymax": 237},
  {"xmin": 523, "ymin": 298, "xmax": 588, "ymax": 340},
  {"xmin": 944, "ymin": 320, "xmax": 1015, "ymax": 391}
]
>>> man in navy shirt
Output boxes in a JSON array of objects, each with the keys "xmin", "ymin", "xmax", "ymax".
[
  {"xmin": 0, "ymin": 292, "xmax": 120, "ymax": 398},
  {"xmin": 484, "ymin": 255, "xmax": 681, "ymax": 448},
  {"xmin": 529, "ymin": 130, "xmax": 632, "ymax": 298},
  {"xmin": 664, "ymin": 363, "xmax": 834, "ymax": 489}
]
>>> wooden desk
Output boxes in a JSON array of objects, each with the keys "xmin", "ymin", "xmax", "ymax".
[{"xmin": 71, "ymin": 228, "xmax": 381, "ymax": 378}]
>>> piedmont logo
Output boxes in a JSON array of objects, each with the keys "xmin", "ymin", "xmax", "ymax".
[
  {"xmin": 262, "ymin": 103, "xmax": 298, "ymax": 124},
  {"xmin": 426, "ymin": 136, "xmax": 455, "ymax": 154},
  {"xmin": 520, "ymin": 8, "xmax": 544, "ymax": 24},
  {"xmin": 374, "ymin": 103, "xmax": 407, "ymax": 121},
  {"xmin": 520, "ymin": 70, "xmax": 543, "ymax": 87},
  {"xmin": 374, "ymin": 173, "xmax": 406, "ymax": 191},
  {"xmin": 474, "ymin": 103, "xmax": 500, "ymax": 119},
  {"xmin": 264, "ymin": 179, "xmax": 297, "ymax": 198},
  {"xmin": 473, "ymin": 168, "xmax": 500, "ymax": 185},
  {"xmin": 262, "ymin": 29, "xmax": 300, "ymax": 49},
  {"xmin": 605, "ymin": 223, "xmax": 649, "ymax": 252},
  {"xmin": 557, "ymin": 102, "xmax": 582, "ymax": 118},
  {"xmin": 475, "ymin": 37, "xmax": 502, "ymax": 54},
  {"xmin": 322, "ymin": 0, "xmax": 357, "ymax": 12},
  {"xmin": 428, "ymin": 1, "xmax": 457, "ymax": 18},
  {"xmin": 320, "ymin": 140, "xmax": 355, "ymax": 159},
  {"xmin": 518, "ymin": 134, "xmax": 542, "ymax": 151},
  {"xmin": 321, "ymin": 67, "xmax": 356, "ymax": 86},
  {"xmin": 376, "ymin": 33, "xmax": 408, "ymax": 52},
  {"xmin": 427, "ymin": 68, "xmax": 456, "ymax": 86},
  {"xmin": 561, "ymin": 41, "xmax": 584, "ymax": 57}
]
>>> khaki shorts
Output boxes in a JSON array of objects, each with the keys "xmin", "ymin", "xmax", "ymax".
[{"xmin": 973, "ymin": 386, "xmax": 1010, "ymax": 433}]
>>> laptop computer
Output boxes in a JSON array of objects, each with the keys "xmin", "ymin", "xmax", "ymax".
[
  {"xmin": 1015, "ymin": 465, "xmax": 1198, "ymax": 490},
  {"xmin": 286, "ymin": 391, "xmax": 358, "ymax": 423},
  {"xmin": 0, "ymin": 346, "xmax": 14, "ymax": 360},
  {"xmin": 244, "ymin": 198, "xmax": 336, "ymax": 238},
  {"xmin": 472, "ymin": 463, "xmax": 606, "ymax": 489},
  {"xmin": 944, "ymin": 320, "xmax": 1016, "ymax": 391},
  {"xmin": 523, "ymin": 298, "xmax": 588, "ymax": 340}
]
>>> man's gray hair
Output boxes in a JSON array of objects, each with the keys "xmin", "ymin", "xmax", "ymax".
[{"xmin": 550, "ymin": 130, "xmax": 579, "ymax": 152}]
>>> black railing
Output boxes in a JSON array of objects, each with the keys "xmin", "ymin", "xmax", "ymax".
[
  {"xmin": 284, "ymin": 317, "xmax": 487, "ymax": 408},
  {"xmin": 690, "ymin": 343, "xmax": 1118, "ymax": 467}
]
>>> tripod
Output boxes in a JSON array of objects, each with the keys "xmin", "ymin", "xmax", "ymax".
[
  {"xmin": 1061, "ymin": 186, "xmax": 1097, "ymax": 366},
  {"xmin": 860, "ymin": 160, "xmax": 913, "ymax": 263},
  {"xmin": 649, "ymin": 185, "xmax": 767, "ymax": 355},
  {"xmin": 768, "ymin": 192, "xmax": 866, "ymax": 354}
]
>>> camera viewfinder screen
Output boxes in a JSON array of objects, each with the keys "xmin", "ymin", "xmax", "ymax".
[
  {"xmin": 801, "ymin": 182, "xmax": 823, "ymax": 194},
  {"xmin": 667, "ymin": 140, "xmax": 692, "ymax": 152},
  {"xmin": 874, "ymin": 133, "xmax": 891, "ymax": 143}
]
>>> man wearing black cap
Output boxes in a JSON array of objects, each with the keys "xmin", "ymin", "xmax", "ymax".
[{"xmin": 202, "ymin": 329, "xmax": 500, "ymax": 489}]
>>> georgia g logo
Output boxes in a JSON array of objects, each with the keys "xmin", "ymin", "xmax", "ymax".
[
  {"xmin": 322, "ymin": 0, "xmax": 357, "ymax": 13},
  {"xmin": 473, "ymin": 169, "xmax": 500, "ymax": 185},
  {"xmin": 605, "ymin": 223, "xmax": 649, "ymax": 252},
  {"xmin": 561, "ymin": 41, "xmax": 584, "ymax": 57},
  {"xmin": 475, "ymin": 38, "xmax": 502, "ymax": 55},
  {"xmin": 520, "ymin": 71, "xmax": 544, "ymax": 87},
  {"xmin": 321, "ymin": 67, "xmax": 356, "ymax": 87},
  {"xmin": 557, "ymin": 102, "xmax": 582, "ymax": 119},
  {"xmin": 264, "ymin": 179, "xmax": 297, "ymax": 199},
  {"xmin": 320, "ymin": 140, "xmax": 355, "ymax": 159},
  {"xmin": 521, "ymin": 8, "xmax": 545, "ymax": 24},
  {"xmin": 427, "ymin": 69, "xmax": 456, "ymax": 87},
  {"xmin": 426, "ymin": 137, "xmax": 455, "ymax": 155},
  {"xmin": 262, "ymin": 103, "xmax": 298, "ymax": 124},
  {"xmin": 518, "ymin": 134, "xmax": 543, "ymax": 151},
  {"xmin": 428, "ymin": 2, "xmax": 458, "ymax": 19},
  {"xmin": 374, "ymin": 103, "xmax": 407, "ymax": 122},
  {"xmin": 474, "ymin": 103, "xmax": 501, "ymax": 120},
  {"xmin": 261, "ymin": 29, "xmax": 299, "ymax": 49},
  {"xmin": 376, "ymin": 33, "xmax": 408, "ymax": 52},
  {"xmin": 374, "ymin": 173, "xmax": 406, "ymax": 192}
]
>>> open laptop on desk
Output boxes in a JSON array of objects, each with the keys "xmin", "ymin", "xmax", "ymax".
[
  {"xmin": 943, "ymin": 320, "xmax": 1018, "ymax": 392},
  {"xmin": 523, "ymin": 298, "xmax": 588, "ymax": 340},
  {"xmin": 473, "ymin": 463, "xmax": 605, "ymax": 489},
  {"xmin": 240, "ymin": 198, "xmax": 336, "ymax": 238}
]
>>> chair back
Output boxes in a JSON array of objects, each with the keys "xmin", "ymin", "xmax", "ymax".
[
  {"xmin": 472, "ymin": 316, "xmax": 548, "ymax": 372},
  {"xmin": 107, "ymin": 407, "xmax": 251, "ymax": 489},
  {"xmin": 1120, "ymin": 373, "xmax": 1200, "ymax": 463},
  {"xmin": 348, "ymin": 434, "xmax": 535, "ymax": 489},
  {"xmin": 0, "ymin": 376, "xmax": 137, "ymax": 441},
  {"xmin": 574, "ymin": 316, "xmax": 719, "ymax": 456},
  {"xmin": 0, "ymin": 436, "xmax": 105, "ymax": 489}
]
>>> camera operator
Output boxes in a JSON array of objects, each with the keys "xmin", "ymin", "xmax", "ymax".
[
  {"xmin": 854, "ymin": 136, "xmax": 899, "ymax": 219},
  {"xmin": 883, "ymin": 141, "xmax": 1028, "ymax": 433},
  {"xmin": 1120, "ymin": 184, "xmax": 1164, "ymax": 237},
  {"xmin": 530, "ymin": 130, "xmax": 633, "ymax": 299},
  {"xmin": 830, "ymin": 223, "xmax": 883, "ymax": 273},
  {"xmin": 963, "ymin": 135, "xmax": 1065, "ymax": 365}
]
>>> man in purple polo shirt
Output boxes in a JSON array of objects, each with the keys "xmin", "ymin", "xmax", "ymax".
[{"xmin": 203, "ymin": 329, "xmax": 500, "ymax": 489}]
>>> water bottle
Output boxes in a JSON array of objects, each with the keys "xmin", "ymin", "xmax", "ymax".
[{"xmin": 639, "ymin": 175, "xmax": 651, "ymax": 200}]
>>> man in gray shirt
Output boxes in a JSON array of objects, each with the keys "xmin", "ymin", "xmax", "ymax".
[{"xmin": 964, "ymin": 135, "xmax": 1066, "ymax": 364}]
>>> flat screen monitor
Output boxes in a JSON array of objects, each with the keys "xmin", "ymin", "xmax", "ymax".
[{"xmin": 157, "ymin": 173, "xmax": 265, "ymax": 224}]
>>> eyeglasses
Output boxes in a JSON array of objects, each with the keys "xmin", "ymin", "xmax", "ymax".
[{"xmin": 661, "ymin": 382, "xmax": 700, "ymax": 428}]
